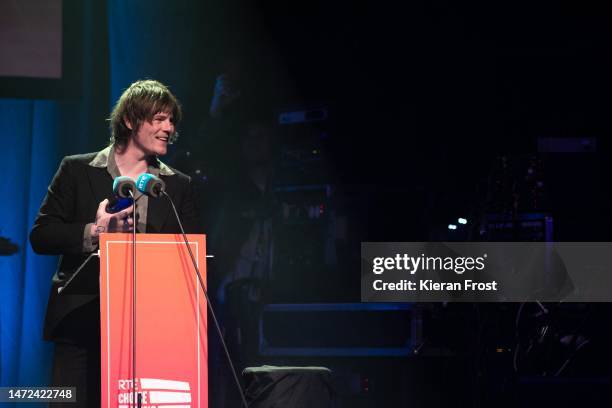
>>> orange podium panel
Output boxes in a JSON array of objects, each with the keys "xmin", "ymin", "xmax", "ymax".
[{"xmin": 99, "ymin": 233, "xmax": 207, "ymax": 408}]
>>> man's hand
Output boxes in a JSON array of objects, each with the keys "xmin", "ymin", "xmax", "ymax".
[{"xmin": 91, "ymin": 199, "xmax": 134, "ymax": 236}]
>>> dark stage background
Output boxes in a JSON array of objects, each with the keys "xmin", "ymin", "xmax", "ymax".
[{"xmin": 1, "ymin": 1, "xmax": 611, "ymax": 406}]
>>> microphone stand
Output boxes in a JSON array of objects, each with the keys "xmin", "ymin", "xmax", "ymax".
[
  {"xmin": 129, "ymin": 190, "xmax": 141, "ymax": 408},
  {"xmin": 161, "ymin": 190, "xmax": 249, "ymax": 408}
]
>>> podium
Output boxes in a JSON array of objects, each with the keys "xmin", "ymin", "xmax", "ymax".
[{"xmin": 99, "ymin": 233, "xmax": 208, "ymax": 408}]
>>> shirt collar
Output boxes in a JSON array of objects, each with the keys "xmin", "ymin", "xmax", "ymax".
[{"xmin": 88, "ymin": 145, "xmax": 175, "ymax": 176}]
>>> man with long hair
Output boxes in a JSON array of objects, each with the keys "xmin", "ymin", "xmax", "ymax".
[{"xmin": 30, "ymin": 79, "xmax": 200, "ymax": 407}]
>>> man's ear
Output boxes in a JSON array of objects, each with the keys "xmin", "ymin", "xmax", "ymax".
[{"xmin": 124, "ymin": 117, "xmax": 133, "ymax": 130}]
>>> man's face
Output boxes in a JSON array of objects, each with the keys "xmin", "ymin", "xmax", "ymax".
[{"xmin": 130, "ymin": 111, "xmax": 175, "ymax": 156}]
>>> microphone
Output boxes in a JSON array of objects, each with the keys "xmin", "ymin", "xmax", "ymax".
[
  {"xmin": 113, "ymin": 176, "xmax": 136, "ymax": 198},
  {"xmin": 106, "ymin": 176, "xmax": 135, "ymax": 213},
  {"xmin": 135, "ymin": 173, "xmax": 166, "ymax": 198},
  {"xmin": 158, "ymin": 179, "xmax": 250, "ymax": 408}
]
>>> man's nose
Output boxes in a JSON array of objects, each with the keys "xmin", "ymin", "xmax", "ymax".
[{"xmin": 162, "ymin": 119, "xmax": 174, "ymax": 132}]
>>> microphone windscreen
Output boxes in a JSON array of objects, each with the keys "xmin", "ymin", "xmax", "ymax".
[
  {"xmin": 136, "ymin": 173, "xmax": 165, "ymax": 198},
  {"xmin": 112, "ymin": 176, "xmax": 136, "ymax": 198}
]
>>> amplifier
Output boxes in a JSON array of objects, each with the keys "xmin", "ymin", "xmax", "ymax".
[
  {"xmin": 258, "ymin": 303, "xmax": 421, "ymax": 357},
  {"xmin": 484, "ymin": 212, "xmax": 553, "ymax": 242}
]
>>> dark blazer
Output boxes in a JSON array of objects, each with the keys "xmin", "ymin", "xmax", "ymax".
[{"xmin": 30, "ymin": 151, "xmax": 201, "ymax": 341}]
